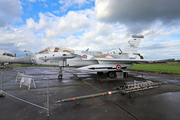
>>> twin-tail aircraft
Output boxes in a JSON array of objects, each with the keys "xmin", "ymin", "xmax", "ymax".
[{"xmin": 10, "ymin": 35, "xmax": 174, "ymax": 78}]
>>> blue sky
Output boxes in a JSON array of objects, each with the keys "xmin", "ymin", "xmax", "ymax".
[{"xmin": 0, "ymin": 0, "xmax": 180, "ymax": 59}]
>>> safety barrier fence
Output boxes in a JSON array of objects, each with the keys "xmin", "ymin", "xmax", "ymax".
[{"xmin": 0, "ymin": 71, "xmax": 49, "ymax": 117}]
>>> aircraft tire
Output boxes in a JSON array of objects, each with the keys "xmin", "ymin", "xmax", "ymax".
[
  {"xmin": 108, "ymin": 72, "xmax": 116, "ymax": 78},
  {"xmin": 58, "ymin": 75, "xmax": 62, "ymax": 79}
]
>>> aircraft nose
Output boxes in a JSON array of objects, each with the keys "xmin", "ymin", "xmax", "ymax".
[{"xmin": 10, "ymin": 55, "xmax": 33, "ymax": 64}]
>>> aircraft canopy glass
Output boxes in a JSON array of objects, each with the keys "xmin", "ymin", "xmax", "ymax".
[
  {"xmin": 37, "ymin": 46, "xmax": 74, "ymax": 54},
  {"xmin": 38, "ymin": 49, "xmax": 49, "ymax": 54},
  {"xmin": 62, "ymin": 48, "xmax": 74, "ymax": 53},
  {"xmin": 48, "ymin": 46, "xmax": 61, "ymax": 52},
  {"xmin": 3, "ymin": 52, "xmax": 15, "ymax": 57}
]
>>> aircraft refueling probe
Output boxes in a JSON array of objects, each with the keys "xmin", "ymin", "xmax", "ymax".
[{"xmin": 60, "ymin": 80, "xmax": 167, "ymax": 103}]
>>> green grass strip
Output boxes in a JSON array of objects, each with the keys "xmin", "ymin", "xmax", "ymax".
[{"xmin": 127, "ymin": 64, "xmax": 180, "ymax": 75}]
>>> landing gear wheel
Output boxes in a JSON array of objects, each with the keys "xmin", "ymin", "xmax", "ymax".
[
  {"xmin": 129, "ymin": 92, "xmax": 135, "ymax": 98},
  {"xmin": 97, "ymin": 72, "xmax": 103, "ymax": 75},
  {"xmin": 58, "ymin": 75, "xmax": 63, "ymax": 79},
  {"xmin": 58, "ymin": 66, "xmax": 63, "ymax": 79},
  {"xmin": 108, "ymin": 72, "xmax": 116, "ymax": 78}
]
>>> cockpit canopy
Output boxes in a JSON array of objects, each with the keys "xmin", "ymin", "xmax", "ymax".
[
  {"xmin": 3, "ymin": 52, "xmax": 15, "ymax": 57},
  {"xmin": 37, "ymin": 46, "xmax": 74, "ymax": 54}
]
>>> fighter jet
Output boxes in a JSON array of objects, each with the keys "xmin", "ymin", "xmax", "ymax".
[
  {"xmin": 0, "ymin": 51, "xmax": 16, "ymax": 68},
  {"xmin": 10, "ymin": 35, "xmax": 174, "ymax": 78},
  {"xmin": 10, "ymin": 46, "xmax": 99, "ymax": 78},
  {"xmin": 73, "ymin": 35, "xmax": 173, "ymax": 77}
]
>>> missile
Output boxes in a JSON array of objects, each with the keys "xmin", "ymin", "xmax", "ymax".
[{"xmin": 60, "ymin": 81, "xmax": 167, "ymax": 103}]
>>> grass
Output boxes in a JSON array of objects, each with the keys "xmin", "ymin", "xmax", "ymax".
[{"xmin": 127, "ymin": 63, "xmax": 180, "ymax": 75}]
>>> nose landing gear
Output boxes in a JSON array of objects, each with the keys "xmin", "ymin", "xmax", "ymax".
[{"xmin": 58, "ymin": 66, "xmax": 63, "ymax": 79}]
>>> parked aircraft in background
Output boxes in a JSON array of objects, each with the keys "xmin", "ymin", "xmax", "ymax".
[
  {"xmin": 0, "ymin": 51, "xmax": 16, "ymax": 68},
  {"xmin": 10, "ymin": 35, "xmax": 174, "ymax": 78}
]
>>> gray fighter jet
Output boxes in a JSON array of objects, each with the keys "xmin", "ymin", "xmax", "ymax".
[
  {"xmin": 10, "ymin": 46, "xmax": 99, "ymax": 78},
  {"xmin": 10, "ymin": 35, "xmax": 174, "ymax": 78}
]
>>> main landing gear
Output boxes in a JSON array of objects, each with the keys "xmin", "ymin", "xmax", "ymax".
[
  {"xmin": 107, "ymin": 71, "xmax": 116, "ymax": 78},
  {"xmin": 107, "ymin": 70, "xmax": 127, "ymax": 79},
  {"xmin": 97, "ymin": 71, "xmax": 117, "ymax": 78}
]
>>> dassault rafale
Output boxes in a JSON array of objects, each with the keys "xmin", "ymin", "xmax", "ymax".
[{"xmin": 10, "ymin": 35, "xmax": 174, "ymax": 78}]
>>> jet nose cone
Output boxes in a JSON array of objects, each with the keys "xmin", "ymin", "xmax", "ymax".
[{"xmin": 10, "ymin": 55, "xmax": 32, "ymax": 64}]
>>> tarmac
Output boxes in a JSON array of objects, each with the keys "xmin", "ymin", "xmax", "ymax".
[{"xmin": 0, "ymin": 66, "xmax": 180, "ymax": 120}]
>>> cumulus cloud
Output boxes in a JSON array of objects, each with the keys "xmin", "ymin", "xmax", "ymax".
[
  {"xmin": 59, "ymin": 0, "xmax": 92, "ymax": 11},
  {"xmin": 28, "ymin": 0, "xmax": 36, "ymax": 2},
  {"xmin": 138, "ymin": 25, "xmax": 180, "ymax": 59},
  {"xmin": 0, "ymin": 0, "xmax": 23, "ymax": 27},
  {"xmin": 0, "ymin": 25, "xmax": 40, "ymax": 56},
  {"xmin": 1, "ymin": 1, "xmax": 180, "ymax": 59},
  {"xmin": 18, "ymin": 9, "xmax": 127, "ymax": 52},
  {"xmin": 43, "ymin": 3, "xmax": 48, "ymax": 8},
  {"xmin": 38, "ymin": 11, "xmax": 96, "ymax": 38},
  {"xmin": 53, "ymin": 10, "xmax": 60, "ymax": 14},
  {"xmin": 95, "ymin": 0, "xmax": 180, "ymax": 33},
  {"xmin": 28, "ymin": 0, "xmax": 46, "ymax": 2}
]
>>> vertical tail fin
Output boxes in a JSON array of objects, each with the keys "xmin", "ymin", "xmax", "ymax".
[
  {"xmin": 121, "ymin": 35, "xmax": 144, "ymax": 54},
  {"xmin": 107, "ymin": 35, "xmax": 144, "ymax": 55}
]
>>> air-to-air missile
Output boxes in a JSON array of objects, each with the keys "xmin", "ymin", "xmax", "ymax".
[{"xmin": 60, "ymin": 80, "xmax": 167, "ymax": 103}]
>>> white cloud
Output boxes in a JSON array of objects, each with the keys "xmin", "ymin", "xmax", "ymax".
[
  {"xmin": 59, "ymin": 0, "xmax": 90, "ymax": 11},
  {"xmin": 29, "ymin": 0, "xmax": 46, "ymax": 2},
  {"xmin": 51, "ymin": 3, "xmax": 57, "ymax": 6},
  {"xmin": 1, "ymin": 1, "xmax": 180, "ymax": 60},
  {"xmin": 40, "ymin": 11, "xmax": 96, "ymax": 38},
  {"xmin": 0, "ymin": 25, "xmax": 37, "ymax": 54},
  {"xmin": 43, "ymin": 3, "xmax": 48, "ymax": 8},
  {"xmin": 0, "ymin": 0, "xmax": 23, "ymax": 27},
  {"xmin": 96, "ymin": 22, "xmax": 113, "ymax": 36},
  {"xmin": 138, "ymin": 25, "xmax": 180, "ymax": 59},
  {"xmin": 28, "ymin": 0, "xmax": 36, "ymax": 2},
  {"xmin": 95, "ymin": 0, "xmax": 180, "ymax": 34},
  {"xmin": 53, "ymin": 10, "xmax": 60, "ymax": 14},
  {"xmin": 58, "ymin": 0, "xmax": 64, "ymax": 4}
]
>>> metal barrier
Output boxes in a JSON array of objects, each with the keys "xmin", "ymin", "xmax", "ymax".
[
  {"xmin": 0, "ymin": 71, "xmax": 50, "ymax": 117},
  {"xmin": 13, "ymin": 65, "xmax": 23, "ymax": 73}
]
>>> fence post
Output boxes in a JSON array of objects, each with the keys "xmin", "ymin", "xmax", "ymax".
[
  {"xmin": 1, "ymin": 72, "xmax": 3, "ymax": 90},
  {"xmin": 47, "ymin": 77, "xmax": 49, "ymax": 117}
]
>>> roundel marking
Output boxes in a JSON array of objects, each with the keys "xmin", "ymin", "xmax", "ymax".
[
  {"xmin": 116, "ymin": 64, "xmax": 121, "ymax": 70},
  {"xmin": 82, "ymin": 54, "xmax": 87, "ymax": 58}
]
